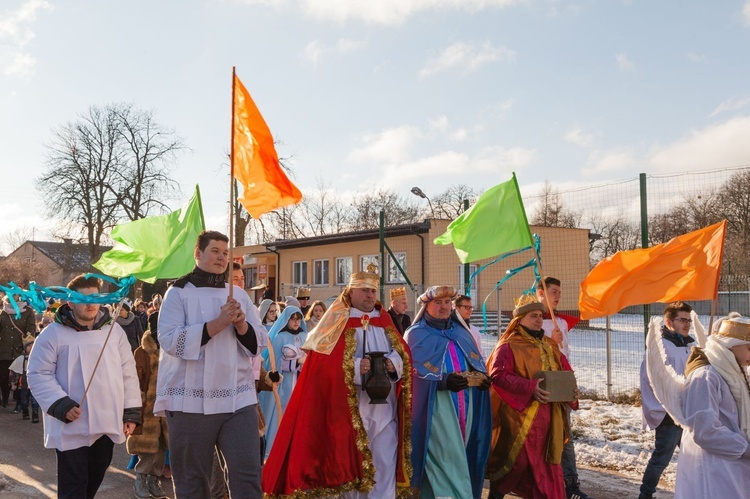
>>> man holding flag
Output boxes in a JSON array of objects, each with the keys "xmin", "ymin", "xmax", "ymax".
[{"xmin": 154, "ymin": 230, "xmax": 267, "ymax": 498}]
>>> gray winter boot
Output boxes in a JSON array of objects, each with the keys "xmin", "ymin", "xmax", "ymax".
[
  {"xmin": 133, "ymin": 473, "xmax": 150, "ymax": 499},
  {"xmin": 147, "ymin": 475, "xmax": 169, "ymax": 499}
]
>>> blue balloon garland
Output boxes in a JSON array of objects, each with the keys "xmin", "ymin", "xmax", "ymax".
[{"xmin": 0, "ymin": 273, "xmax": 135, "ymax": 319}]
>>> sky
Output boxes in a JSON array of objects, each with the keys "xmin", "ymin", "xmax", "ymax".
[{"xmin": 2, "ymin": 0, "xmax": 750, "ymax": 254}]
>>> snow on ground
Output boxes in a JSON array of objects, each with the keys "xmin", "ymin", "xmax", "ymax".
[{"xmin": 572, "ymin": 399, "xmax": 677, "ymax": 492}]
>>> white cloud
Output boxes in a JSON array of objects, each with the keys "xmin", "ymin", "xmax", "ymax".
[
  {"xmin": 419, "ymin": 41, "xmax": 515, "ymax": 79},
  {"xmin": 429, "ymin": 115, "xmax": 449, "ymax": 132},
  {"xmin": 565, "ymin": 125, "xmax": 595, "ymax": 148},
  {"xmin": 648, "ymin": 116, "xmax": 750, "ymax": 172},
  {"xmin": 584, "ymin": 148, "xmax": 637, "ymax": 175},
  {"xmin": 300, "ymin": 0, "xmax": 522, "ymax": 25},
  {"xmin": 0, "ymin": 0, "xmax": 52, "ymax": 77},
  {"xmin": 336, "ymin": 38, "xmax": 364, "ymax": 53},
  {"xmin": 686, "ymin": 52, "xmax": 707, "ymax": 63},
  {"xmin": 616, "ymin": 53, "xmax": 634, "ymax": 72},
  {"xmin": 347, "ymin": 125, "xmax": 422, "ymax": 164},
  {"xmin": 744, "ymin": 1, "xmax": 750, "ymax": 26},
  {"xmin": 346, "ymin": 120, "xmax": 535, "ymax": 190},
  {"xmin": 710, "ymin": 95, "xmax": 750, "ymax": 117},
  {"xmin": 301, "ymin": 37, "xmax": 365, "ymax": 66},
  {"xmin": 581, "ymin": 116, "xmax": 750, "ymax": 177},
  {"xmin": 302, "ymin": 40, "xmax": 325, "ymax": 65}
]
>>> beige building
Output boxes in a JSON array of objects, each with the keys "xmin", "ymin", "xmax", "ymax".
[{"xmin": 235, "ymin": 219, "xmax": 591, "ymax": 317}]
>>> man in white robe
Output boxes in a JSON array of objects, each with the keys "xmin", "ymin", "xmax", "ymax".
[
  {"xmin": 154, "ymin": 230, "xmax": 267, "ymax": 498},
  {"xmin": 28, "ymin": 274, "xmax": 141, "ymax": 499}
]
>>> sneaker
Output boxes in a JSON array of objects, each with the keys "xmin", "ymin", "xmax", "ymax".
[
  {"xmin": 147, "ymin": 475, "xmax": 169, "ymax": 499},
  {"xmin": 11, "ymin": 406, "xmax": 21, "ymax": 414},
  {"xmin": 133, "ymin": 473, "xmax": 150, "ymax": 499},
  {"xmin": 32, "ymin": 411, "xmax": 39, "ymax": 424},
  {"xmin": 565, "ymin": 477, "xmax": 592, "ymax": 499}
]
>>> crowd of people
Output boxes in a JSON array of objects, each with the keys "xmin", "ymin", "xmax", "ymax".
[{"xmin": 1, "ymin": 228, "xmax": 749, "ymax": 498}]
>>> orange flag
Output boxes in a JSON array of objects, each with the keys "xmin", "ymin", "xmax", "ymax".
[
  {"xmin": 578, "ymin": 220, "xmax": 726, "ymax": 320},
  {"xmin": 232, "ymin": 74, "xmax": 302, "ymax": 218}
]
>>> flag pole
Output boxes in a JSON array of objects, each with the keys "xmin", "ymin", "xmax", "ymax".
[
  {"xmin": 228, "ymin": 67, "xmax": 237, "ymax": 300},
  {"xmin": 80, "ymin": 298, "xmax": 126, "ymax": 408},
  {"xmin": 231, "ymin": 67, "xmax": 283, "ymax": 421}
]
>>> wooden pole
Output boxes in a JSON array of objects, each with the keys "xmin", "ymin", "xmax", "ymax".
[
  {"xmin": 80, "ymin": 299, "xmax": 125, "ymax": 408},
  {"xmin": 228, "ymin": 66, "xmax": 236, "ymax": 300}
]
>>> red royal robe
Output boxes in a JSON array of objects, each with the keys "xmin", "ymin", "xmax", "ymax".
[{"xmin": 262, "ymin": 310, "xmax": 413, "ymax": 498}]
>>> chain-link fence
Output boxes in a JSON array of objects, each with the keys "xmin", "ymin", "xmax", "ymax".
[{"xmin": 276, "ymin": 166, "xmax": 750, "ymax": 399}]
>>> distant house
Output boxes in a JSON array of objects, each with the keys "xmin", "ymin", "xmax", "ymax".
[{"xmin": 5, "ymin": 240, "xmax": 112, "ymax": 288}]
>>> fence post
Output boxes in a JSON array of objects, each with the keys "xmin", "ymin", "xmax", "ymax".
[
  {"xmin": 464, "ymin": 199, "xmax": 471, "ymax": 296},
  {"xmin": 606, "ymin": 315, "xmax": 612, "ymax": 401},
  {"xmin": 640, "ymin": 173, "xmax": 650, "ymax": 340},
  {"xmin": 379, "ymin": 210, "xmax": 386, "ymax": 304}
]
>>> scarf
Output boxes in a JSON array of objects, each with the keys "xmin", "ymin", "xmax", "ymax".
[
  {"xmin": 703, "ymin": 339, "xmax": 750, "ymax": 443},
  {"xmin": 173, "ymin": 266, "xmax": 226, "ymax": 289}
]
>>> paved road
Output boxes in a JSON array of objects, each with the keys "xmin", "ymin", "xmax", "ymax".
[{"xmin": 0, "ymin": 407, "xmax": 672, "ymax": 498}]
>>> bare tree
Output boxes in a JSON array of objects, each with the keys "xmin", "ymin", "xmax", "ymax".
[
  {"xmin": 648, "ymin": 190, "xmax": 723, "ymax": 245},
  {"xmin": 349, "ymin": 189, "xmax": 422, "ymax": 230},
  {"xmin": 0, "ymin": 257, "xmax": 49, "ymax": 287},
  {"xmin": 432, "ymin": 184, "xmax": 480, "ymax": 219},
  {"xmin": 39, "ymin": 106, "xmax": 122, "ymax": 260},
  {"xmin": 531, "ymin": 181, "xmax": 581, "ymax": 228},
  {"xmin": 0, "ymin": 226, "xmax": 34, "ymax": 255},
  {"xmin": 587, "ymin": 213, "xmax": 640, "ymax": 265},
  {"xmin": 111, "ymin": 104, "xmax": 183, "ymax": 220},
  {"xmin": 37, "ymin": 104, "xmax": 184, "ymax": 260}
]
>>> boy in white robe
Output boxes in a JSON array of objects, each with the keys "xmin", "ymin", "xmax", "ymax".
[
  {"xmin": 675, "ymin": 316, "xmax": 750, "ymax": 498},
  {"xmin": 27, "ymin": 274, "xmax": 141, "ymax": 499}
]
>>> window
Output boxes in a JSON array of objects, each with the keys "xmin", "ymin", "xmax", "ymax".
[
  {"xmin": 244, "ymin": 267, "xmax": 258, "ymax": 289},
  {"xmin": 360, "ymin": 254, "xmax": 380, "ymax": 273},
  {"xmin": 458, "ymin": 264, "xmax": 478, "ymax": 293},
  {"xmin": 387, "ymin": 252, "xmax": 407, "ymax": 283},
  {"xmin": 292, "ymin": 261, "xmax": 308, "ymax": 285},
  {"xmin": 336, "ymin": 257, "xmax": 352, "ymax": 285},
  {"xmin": 313, "ymin": 259, "xmax": 330, "ymax": 285}
]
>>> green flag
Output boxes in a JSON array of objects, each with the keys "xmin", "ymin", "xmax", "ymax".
[
  {"xmin": 434, "ymin": 173, "xmax": 532, "ymax": 263},
  {"xmin": 94, "ymin": 185, "xmax": 205, "ymax": 283}
]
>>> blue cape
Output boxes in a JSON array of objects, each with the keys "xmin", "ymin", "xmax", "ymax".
[{"xmin": 405, "ymin": 317, "xmax": 491, "ymax": 499}]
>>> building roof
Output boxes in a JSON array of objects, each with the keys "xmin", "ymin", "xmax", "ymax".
[
  {"xmin": 267, "ymin": 220, "xmax": 432, "ymax": 250},
  {"xmin": 26, "ymin": 240, "xmax": 112, "ymax": 271}
]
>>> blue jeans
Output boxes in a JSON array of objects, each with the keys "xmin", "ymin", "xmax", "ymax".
[
  {"xmin": 18, "ymin": 388, "xmax": 38, "ymax": 412},
  {"xmin": 639, "ymin": 415, "xmax": 682, "ymax": 498}
]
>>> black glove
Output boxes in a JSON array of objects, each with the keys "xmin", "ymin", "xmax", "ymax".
[
  {"xmin": 268, "ymin": 371, "xmax": 281, "ymax": 383},
  {"xmin": 443, "ymin": 373, "xmax": 469, "ymax": 392}
]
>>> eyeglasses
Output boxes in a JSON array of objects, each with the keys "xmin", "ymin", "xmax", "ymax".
[
  {"xmin": 458, "ymin": 305, "xmax": 474, "ymax": 311},
  {"xmin": 674, "ymin": 318, "xmax": 692, "ymax": 324}
]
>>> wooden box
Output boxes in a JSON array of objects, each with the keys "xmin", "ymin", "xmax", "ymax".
[{"xmin": 535, "ymin": 370, "xmax": 577, "ymax": 402}]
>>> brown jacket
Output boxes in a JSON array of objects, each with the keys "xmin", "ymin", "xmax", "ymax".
[{"xmin": 126, "ymin": 330, "xmax": 168, "ymax": 455}]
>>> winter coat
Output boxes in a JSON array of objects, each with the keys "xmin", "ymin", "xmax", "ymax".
[
  {"xmin": 0, "ymin": 307, "xmax": 35, "ymax": 361},
  {"xmin": 117, "ymin": 311, "xmax": 144, "ymax": 352},
  {"xmin": 126, "ymin": 330, "xmax": 168, "ymax": 455}
]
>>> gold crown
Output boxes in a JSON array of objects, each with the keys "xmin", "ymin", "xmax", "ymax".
[
  {"xmin": 513, "ymin": 293, "xmax": 546, "ymax": 317},
  {"xmin": 390, "ymin": 287, "xmax": 406, "ymax": 300},
  {"xmin": 295, "ymin": 286, "xmax": 311, "ymax": 299},
  {"xmin": 348, "ymin": 271, "xmax": 380, "ymax": 290},
  {"xmin": 716, "ymin": 318, "xmax": 750, "ymax": 342}
]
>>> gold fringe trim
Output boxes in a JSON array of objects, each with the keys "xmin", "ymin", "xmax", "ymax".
[
  {"xmin": 383, "ymin": 324, "xmax": 414, "ymax": 495},
  {"xmin": 263, "ymin": 322, "xmax": 413, "ymax": 498}
]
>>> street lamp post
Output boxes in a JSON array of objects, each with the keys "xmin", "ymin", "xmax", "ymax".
[{"xmin": 410, "ymin": 186, "xmax": 435, "ymax": 218}]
